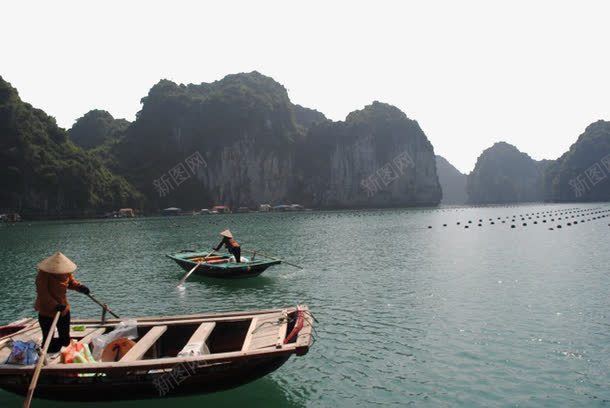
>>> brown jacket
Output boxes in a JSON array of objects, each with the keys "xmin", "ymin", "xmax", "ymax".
[
  {"xmin": 34, "ymin": 271, "xmax": 84, "ymax": 317},
  {"xmin": 215, "ymin": 237, "xmax": 240, "ymax": 251}
]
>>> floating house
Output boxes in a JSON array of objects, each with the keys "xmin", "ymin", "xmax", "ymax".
[
  {"xmin": 118, "ymin": 208, "xmax": 135, "ymax": 218},
  {"xmin": 212, "ymin": 205, "xmax": 231, "ymax": 214},
  {"xmin": 0, "ymin": 213, "xmax": 21, "ymax": 222}
]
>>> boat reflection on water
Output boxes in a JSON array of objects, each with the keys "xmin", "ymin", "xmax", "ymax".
[{"xmin": 0, "ymin": 376, "xmax": 305, "ymax": 408}]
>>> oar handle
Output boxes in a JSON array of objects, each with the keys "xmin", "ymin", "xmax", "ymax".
[
  {"xmin": 86, "ymin": 294, "xmax": 120, "ymax": 319},
  {"xmin": 23, "ymin": 311, "xmax": 61, "ymax": 408}
]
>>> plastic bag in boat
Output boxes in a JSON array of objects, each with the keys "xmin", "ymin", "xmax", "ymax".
[
  {"xmin": 6, "ymin": 341, "xmax": 39, "ymax": 365},
  {"xmin": 61, "ymin": 340, "xmax": 96, "ymax": 364},
  {"xmin": 92, "ymin": 319, "xmax": 138, "ymax": 360},
  {"xmin": 178, "ymin": 341, "xmax": 209, "ymax": 357},
  {"xmin": 228, "ymin": 256, "xmax": 248, "ymax": 263}
]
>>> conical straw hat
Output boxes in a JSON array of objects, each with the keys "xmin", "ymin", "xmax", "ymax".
[
  {"xmin": 220, "ymin": 229, "xmax": 233, "ymax": 238},
  {"xmin": 37, "ymin": 252, "xmax": 77, "ymax": 275}
]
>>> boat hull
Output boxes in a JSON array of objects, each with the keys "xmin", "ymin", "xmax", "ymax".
[
  {"xmin": 0, "ymin": 306, "xmax": 313, "ymax": 402},
  {"xmin": 0, "ymin": 354, "xmax": 290, "ymax": 401},
  {"xmin": 167, "ymin": 252, "xmax": 281, "ymax": 279}
]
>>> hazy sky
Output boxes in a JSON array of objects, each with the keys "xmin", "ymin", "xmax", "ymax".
[{"xmin": 3, "ymin": 0, "xmax": 609, "ymax": 173}]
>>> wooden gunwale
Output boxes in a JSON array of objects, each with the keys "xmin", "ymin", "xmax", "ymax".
[
  {"xmin": 0, "ymin": 343, "xmax": 302, "ymax": 374},
  {"xmin": 67, "ymin": 307, "xmax": 294, "ymax": 325},
  {"xmin": 167, "ymin": 253, "xmax": 280, "ymax": 269},
  {"xmin": 0, "ymin": 319, "xmax": 40, "ymax": 347}
]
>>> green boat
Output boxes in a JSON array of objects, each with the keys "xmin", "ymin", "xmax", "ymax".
[{"xmin": 166, "ymin": 251, "xmax": 281, "ymax": 279}]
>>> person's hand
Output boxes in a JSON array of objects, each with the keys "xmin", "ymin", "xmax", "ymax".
[
  {"xmin": 79, "ymin": 285, "xmax": 90, "ymax": 295},
  {"xmin": 55, "ymin": 304, "xmax": 67, "ymax": 312}
]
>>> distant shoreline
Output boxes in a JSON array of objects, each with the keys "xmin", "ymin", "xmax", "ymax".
[{"xmin": 4, "ymin": 201, "xmax": 609, "ymax": 223}]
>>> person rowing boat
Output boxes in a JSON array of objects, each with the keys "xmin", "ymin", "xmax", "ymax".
[
  {"xmin": 34, "ymin": 252, "xmax": 90, "ymax": 352},
  {"xmin": 213, "ymin": 229, "xmax": 241, "ymax": 263}
]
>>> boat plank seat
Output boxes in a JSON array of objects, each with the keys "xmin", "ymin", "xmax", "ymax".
[
  {"xmin": 275, "ymin": 311, "xmax": 289, "ymax": 347},
  {"xmin": 120, "ymin": 326, "xmax": 167, "ymax": 362},
  {"xmin": 242, "ymin": 312, "xmax": 286, "ymax": 351},
  {"xmin": 179, "ymin": 322, "xmax": 216, "ymax": 356},
  {"xmin": 241, "ymin": 318, "xmax": 258, "ymax": 352},
  {"xmin": 189, "ymin": 322, "xmax": 216, "ymax": 342},
  {"xmin": 187, "ymin": 322, "xmax": 215, "ymax": 347},
  {"xmin": 78, "ymin": 328, "xmax": 106, "ymax": 346}
]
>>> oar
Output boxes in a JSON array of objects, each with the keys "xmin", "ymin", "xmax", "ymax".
[
  {"xmin": 23, "ymin": 310, "xmax": 60, "ymax": 408},
  {"xmin": 86, "ymin": 294, "xmax": 120, "ymax": 319},
  {"xmin": 177, "ymin": 262, "xmax": 203, "ymax": 287},
  {"xmin": 241, "ymin": 248, "xmax": 303, "ymax": 269},
  {"xmin": 177, "ymin": 249, "xmax": 216, "ymax": 287}
]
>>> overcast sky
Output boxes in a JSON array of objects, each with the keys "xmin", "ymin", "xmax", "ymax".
[{"xmin": 3, "ymin": 0, "xmax": 609, "ymax": 173}]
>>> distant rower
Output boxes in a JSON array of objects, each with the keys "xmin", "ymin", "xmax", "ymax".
[{"xmin": 214, "ymin": 229, "xmax": 241, "ymax": 263}]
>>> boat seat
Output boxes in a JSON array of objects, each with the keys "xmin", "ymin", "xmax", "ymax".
[
  {"xmin": 78, "ymin": 328, "xmax": 106, "ymax": 346},
  {"xmin": 206, "ymin": 259, "xmax": 228, "ymax": 264},
  {"xmin": 178, "ymin": 322, "xmax": 216, "ymax": 356},
  {"xmin": 120, "ymin": 326, "xmax": 167, "ymax": 362},
  {"xmin": 241, "ymin": 312, "xmax": 286, "ymax": 351}
]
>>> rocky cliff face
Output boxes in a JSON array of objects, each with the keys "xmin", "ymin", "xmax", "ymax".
[
  {"xmin": 544, "ymin": 120, "xmax": 610, "ymax": 202},
  {"xmin": 87, "ymin": 72, "xmax": 442, "ymax": 209},
  {"xmin": 435, "ymin": 155, "xmax": 467, "ymax": 205},
  {"xmin": 467, "ymin": 142, "xmax": 546, "ymax": 204},
  {"xmin": 106, "ymin": 72, "xmax": 301, "ymax": 209},
  {"xmin": 294, "ymin": 102, "xmax": 441, "ymax": 207},
  {"xmin": 293, "ymin": 104, "xmax": 327, "ymax": 130},
  {"xmin": 192, "ymin": 137, "xmax": 295, "ymax": 207}
]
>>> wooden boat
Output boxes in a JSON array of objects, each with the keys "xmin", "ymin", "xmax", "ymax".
[
  {"xmin": 0, "ymin": 305, "xmax": 313, "ymax": 401},
  {"xmin": 167, "ymin": 251, "xmax": 281, "ymax": 279}
]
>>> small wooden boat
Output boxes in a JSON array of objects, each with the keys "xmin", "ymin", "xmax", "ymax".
[
  {"xmin": 0, "ymin": 306, "xmax": 313, "ymax": 401},
  {"xmin": 167, "ymin": 251, "xmax": 281, "ymax": 279}
]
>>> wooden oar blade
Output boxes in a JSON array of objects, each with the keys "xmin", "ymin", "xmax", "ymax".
[
  {"xmin": 176, "ymin": 249, "xmax": 216, "ymax": 287},
  {"xmin": 177, "ymin": 261, "xmax": 203, "ymax": 287}
]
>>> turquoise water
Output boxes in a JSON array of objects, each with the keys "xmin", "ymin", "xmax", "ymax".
[{"xmin": 1, "ymin": 204, "xmax": 609, "ymax": 407}]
